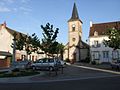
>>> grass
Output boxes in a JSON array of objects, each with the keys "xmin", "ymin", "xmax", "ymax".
[{"xmin": 0, "ymin": 69, "xmax": 40, "ymax": 78}]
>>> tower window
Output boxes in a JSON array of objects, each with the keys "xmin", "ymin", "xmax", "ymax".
[
  {"xmin": 72, "ymin": 38, "xmax": 76, "ymax": 42},
  {"xmin": 72, "ymin": 24, "xmax": 75, "ymax": 31}
]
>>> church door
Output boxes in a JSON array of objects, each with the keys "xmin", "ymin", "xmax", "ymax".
[{"xmin": 73, "ymin": 53, "xmax": 76, "ymax": 63}]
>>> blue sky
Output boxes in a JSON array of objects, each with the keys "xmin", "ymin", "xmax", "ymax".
[{"xmin": 0, "ymin": 0, "xmax": 120, "ymax": 44}]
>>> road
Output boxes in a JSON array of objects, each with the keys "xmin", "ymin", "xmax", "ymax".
[
  {"xmin": 0, "ymin": 65, "xmax": 120, "ymax": 90},
  {"xmin": 0, "ymin": 75, "xmax": 120, "ymax": 90}
]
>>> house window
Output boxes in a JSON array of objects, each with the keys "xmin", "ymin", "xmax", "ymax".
[
  {"xmin": 93, "ymin": 51, "xmax": 100, "ymax": 60},
  {"xmin": 93, "ymin": 40, "xmax": 100, "ymax": 47},
  {"xmin": 103, "ymin": 51, "xmax": 109, "ymax": 58},
  {"xmin": 94, "ymin": 31, "xmax": 98, "ymax": 36},
  {"xmin": 72, "ymin": 24, "xmax": 75, "ymax": 31},
  {"xmin": 112, "ymin": 50, "xmax": 119, "ymax": 59}
]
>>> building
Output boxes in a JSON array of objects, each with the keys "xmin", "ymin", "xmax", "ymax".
[
  {"xmin": 0, "ymin": 51, "xmax": 12, "ymax": 68},
  {"xmin": 63, "ymin": 3, "xmax": 89, "ymax": 63},
  {"xmin": 89, "ymin": 21, "xmax": 120, "ymax": 63},
  {"xmin": 0, "ymin": 22, "xmax": 45, "ymax": 63}
]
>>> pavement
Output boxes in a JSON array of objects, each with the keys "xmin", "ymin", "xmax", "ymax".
[{"xmin": 0, "ymin": 63, "xmax": 120, "ymax": 83}]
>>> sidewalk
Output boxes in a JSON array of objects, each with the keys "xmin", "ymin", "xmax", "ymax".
[{"xmin": 74, "ymin": 62, "xmax": 112, "ymax": 70}]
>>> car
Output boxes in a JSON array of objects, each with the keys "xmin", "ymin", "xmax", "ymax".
[
  {"xmin": 11, "ymin": 60, "xmax": 31, "ymax": 71},
  {"xmin": 31, "ymin": 58, "xmax": 60, "ymax": 71},
  {"xmin": 111, "ymin": 60, "xmax": 120, "ymax": 70},
  {"xmin": 57, "ymin": 60, "xmax": 66, "ymax": 67}
]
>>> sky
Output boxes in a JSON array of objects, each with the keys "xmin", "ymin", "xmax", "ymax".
[{"xmin": 0, "ymin": 0, "xmax": 120, "ymax": 44}]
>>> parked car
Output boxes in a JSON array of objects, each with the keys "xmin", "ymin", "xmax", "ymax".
[
  {"xmin": 11, "ymin": 60, "xmax": 31, "ymax": 71},
  {"xmin": 111, "ymin": 60, "xmax": 120, "ymax": 70},
  {"xmin": 31, "ymin": 58, "xmax": 60, "ymax": 71},
  {"xmin": 57, "ymin": 60, "xmax": 66, "ymax": 67}
]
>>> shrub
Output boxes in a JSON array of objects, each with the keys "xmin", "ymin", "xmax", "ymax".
[
  {"xmin": 65, "ymin": 58, "xmax": 70, "ymax": 62},
  {"xmin": 91, "ymin": 61, "xmax": 96, "ymax": 65}
]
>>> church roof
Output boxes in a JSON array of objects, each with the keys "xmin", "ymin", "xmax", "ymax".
[
  {"xmin": 89, "ymin": 21, "xmax": 120, "ymax": 37},
  {"xmin": 68, "ymin": 3, "xmax": 83, "ymax": 23}
]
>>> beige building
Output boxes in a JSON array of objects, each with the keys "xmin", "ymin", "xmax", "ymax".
[
  {"xmin": 0, "ymin": 22, "xmax": 45, "ymax": 62},
  {"xmin": 63, "ymin": 3, "xmax": 89, "ymax": 63}
]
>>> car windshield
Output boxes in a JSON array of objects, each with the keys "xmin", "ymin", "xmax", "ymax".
[{"xmin": 48, "ymin": 59, "xmax": 54, "ymax": 63}]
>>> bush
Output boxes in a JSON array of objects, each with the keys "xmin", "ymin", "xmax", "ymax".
[
  {"xmin": 91, "ymin": 61, "xmax": 96, "ymax": 65},
  {"xmin": 65, "ymin": 58, "xmax": 70, "ymax": 62},
  {"xmin": 85, "ymin": 57, "xmax": 90, "ymax": 63}
]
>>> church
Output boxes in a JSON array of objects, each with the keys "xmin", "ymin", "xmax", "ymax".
[{"xmin": 63, "ymin": 3, "xmax": 89, "ymax": 63}]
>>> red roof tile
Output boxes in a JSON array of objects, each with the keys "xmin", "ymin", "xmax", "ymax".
[{"xmin": 89, "ymin": 21, "xmax": 120, "ymax": 37}]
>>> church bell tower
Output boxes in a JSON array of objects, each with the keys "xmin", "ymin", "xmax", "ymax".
[{"xmin": 68, "ymin": 2, "xmax": 83, "ymax": 62}]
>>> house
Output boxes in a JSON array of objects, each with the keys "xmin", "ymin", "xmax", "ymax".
[
  {"xmin": 63, "ymin": 3, "xmax": 89, "ymax": 63},
  {"xmin": 89, "ymin": 21, "xmax": 120, "ymax": 63},
  {"xmin": 0, "ymin": 22, "xmax": 45, "ymax": 62},
  {"xmin": 0, "ymin": 51, "xmax": 12, "ymax": 68}
]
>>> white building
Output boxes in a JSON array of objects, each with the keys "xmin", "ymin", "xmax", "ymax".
[
  {"xmin": 89, "ymin": 21, "xmax": 120, "ymax": 63},
  {"xmin": 0, "ymin": 22, "xmax": 45, "ymax": 61}
]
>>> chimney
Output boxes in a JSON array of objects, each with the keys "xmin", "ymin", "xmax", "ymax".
[{"xmin": 90, "ymin": 21, "xmax": 92, "ymax": 27}]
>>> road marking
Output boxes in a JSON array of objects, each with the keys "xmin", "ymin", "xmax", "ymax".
[{"xmin": 72, "ymin": 65, "xmax": 120, "ymax": 75}]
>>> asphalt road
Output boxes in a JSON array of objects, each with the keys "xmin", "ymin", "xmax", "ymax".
[{"xmin": 0, "ymin": 75, "xmax": 120, "ymax": 90}]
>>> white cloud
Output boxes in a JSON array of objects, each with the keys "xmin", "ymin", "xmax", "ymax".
[
  {"xmin": 0, "ymin": 6, "xmax": 11, "ymax": 12},
  {"xmin": 21, "ymin": 0, "xmax": 29, "ymax": 3},
  {"xmin": 19, "ymin": 7, "xmax": 32, "ymax": 12},
  {"xmin": 2, "ymin": 0, "xmax": 16, "ymax": 4}
]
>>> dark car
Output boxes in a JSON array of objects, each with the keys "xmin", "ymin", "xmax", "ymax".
[{"xmin": 111, "ymin": 60, "xmax": 120, "ymax": 70}]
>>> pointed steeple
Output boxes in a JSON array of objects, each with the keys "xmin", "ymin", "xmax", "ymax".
[{"xmin": 68, "ymin": 2, "xmax": 82, "ymax": 23}]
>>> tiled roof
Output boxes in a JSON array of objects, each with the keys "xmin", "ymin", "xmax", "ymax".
[
  {"xmin": 89, "ymin": 21, "xmax": 120, "ymax": 37},
  {"xmin": 0, "ymin": 24, "xmax": 26, "ymax": 39}
]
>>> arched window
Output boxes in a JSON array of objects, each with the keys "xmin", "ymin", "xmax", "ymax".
[{"xmin": 72, "ymin": 24, "xmax": 75, "ymax": 31}]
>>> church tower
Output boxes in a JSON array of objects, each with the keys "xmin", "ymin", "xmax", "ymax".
[{"xmin": 68, "ymin": 2, "xmax": 83, "ymax": 62}]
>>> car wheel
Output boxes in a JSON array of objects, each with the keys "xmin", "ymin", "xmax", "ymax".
[
  {"xmin": 49, "ymin": 67, "xmax": 53, "ymax": 71},
  {"xmin": 32, "ymin": 66, "xmax": 36, "ymax": 70}
]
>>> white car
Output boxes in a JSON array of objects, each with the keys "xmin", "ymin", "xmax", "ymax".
[{"xmin": 31, "ymin": 58, "xmax": 60, "ymax": 71}]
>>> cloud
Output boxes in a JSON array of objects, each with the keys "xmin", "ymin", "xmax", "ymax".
[
  {"xmin": 0, "ymin": 0, "xmax": 32, "ymax": 13},
  {"xmin": 19, "ymin": 7, "xmax": 32, "ymax": 12},
  {"xmin": 21, "ymin": 0, "xmax": 30, "ymax": 3},
  {"xmin": 0, "ymin": 6, "xmax": 11, "ymax": 12},
  {"xmin": 2, "ymin": 0, "xmax": 16, "ymax": 4}
]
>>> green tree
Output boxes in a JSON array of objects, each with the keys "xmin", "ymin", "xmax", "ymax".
[
  {"xmin": 40, "ymin": 23, "xmax": 59, "ymax": 57},
  {"xmin": 56, "ymin": 43, "xmax": 65, "ymax": 60},
  {"xmin": 103, "ymin": 28, "xmax": 120, "ymax": 50},
  {"xmin": 11, "ymin": 33, "xmax": 40, "ymax": 55}
]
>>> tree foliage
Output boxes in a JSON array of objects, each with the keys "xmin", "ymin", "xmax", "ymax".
[
  {"xmin": 40, "ymin": 23, "xmax": 59, "ymax": 56},
  {"xmin": 103, "ymin": 28, "xmax": 120, "ymax": 50},
  {"xmin": 11, "ymin": 33, "xmax": 40, "ymax": 55}
]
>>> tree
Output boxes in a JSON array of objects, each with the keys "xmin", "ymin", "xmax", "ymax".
[
  {"xmin": 56, "ymin": 43, "xmax": 65, "ymax": 60},
  {"xmin": 11, "ymin": 33, "xmax": 40, "ymax": 55},
  {"xmin": 103, "ymin": 28, "xmax": 120, "ymax": 50},
  {"xmin": 40, "ymin": 23, "xmax": 59, "ymax": 57}
]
